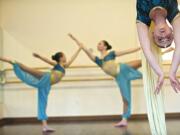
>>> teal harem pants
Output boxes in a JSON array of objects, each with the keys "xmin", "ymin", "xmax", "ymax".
[
  {"xmin": 13, "ymin": 63, "xmax": 51, "ymax": 121},
  {"xmin": 115, "ymin": 63, "xmax": 142, "ymax": 119}
]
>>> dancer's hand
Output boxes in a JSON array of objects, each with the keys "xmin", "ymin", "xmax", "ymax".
[
  {"xmin": 33, "ymin": 53, "xmax": 41, "ymax": 58},
  {"xmin": 137, "ymin": 47, "xmax": 141, "ymax": 51},
  {"xmin": 68, "ymin": 33, "xmax": 76, "ymax": 41},
  {"xmin": 169, "ymin": 73, "xmax": 180, "ymax": 93},
  {"xmin": 68, "ymin": 33, "xmax": 83, "ymax": 48},
  {"xmin": 155, "ymin": 73, "xmax": 164, "ymax": 94}
]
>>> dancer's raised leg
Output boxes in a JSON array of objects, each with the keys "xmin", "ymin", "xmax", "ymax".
[
  {"xmin": 0, "ymin": 57, "xmax": 44, "ymax": 79},
  {"xmin": 15, "ymin": 61, "xmax": 44, "ymax": 79},
  {"xmin": 126, "ymin": 60, "xmax": 142, "ymax": 69}
]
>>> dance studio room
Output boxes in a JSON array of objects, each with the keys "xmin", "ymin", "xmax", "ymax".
[{"xmin": 0, "ymin": 0, "xmax": 180, "ymax": 135}]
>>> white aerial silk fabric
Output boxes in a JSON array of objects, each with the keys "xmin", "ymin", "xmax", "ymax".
[{"xmin": 141, "ymin": 22, "xmax": 167, "ymax": 135}]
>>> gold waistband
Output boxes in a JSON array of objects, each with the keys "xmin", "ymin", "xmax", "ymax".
[{"xmin": 50, "ymin": 71, "xmax": 64, "ymax": 84}]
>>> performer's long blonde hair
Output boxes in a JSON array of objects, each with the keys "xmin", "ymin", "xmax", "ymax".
[{"xmin": 141, "ymin": 22, "xmax": 167, "ymax": 135}]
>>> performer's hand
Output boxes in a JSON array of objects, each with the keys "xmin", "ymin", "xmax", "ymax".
[
  {"xmin": 137, "ymin": 47, "xmax": 141, "ymax": 51},
  {"xmin": 33, "ymin": 53, "xmax": 40, "ymax": 58},
  {"xmin": 68, "ymin": 33, "xmax": 84, "ymax": 48},
  {"xmin": 169, "ymin": 73, "xmax": 180, "ymax": 93},
  {"xmin": 68, "ymin": 33, "xmax": 75, "ymax": 40},
  {"xmin": 155, "ymin": 74, "xmax": 164, "ymax": 94}
]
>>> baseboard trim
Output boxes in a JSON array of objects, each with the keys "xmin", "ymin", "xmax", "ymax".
[
  {"xmin": 0, "ymin": 119, "xmax": 6, "ymax": 127},
  {"xmin": 0, "ymin": 113, "xmax": 180, "ymax": 126}
]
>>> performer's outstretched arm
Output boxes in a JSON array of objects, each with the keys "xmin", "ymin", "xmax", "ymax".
[
  {"xmin": 33, "ymin": 53, "xmax": 56, "ymax": 66},
  {"xmin": 64, "ymin": 47, "xmax": 81, "ymax": 68},
  {"xmin": 115, "ymin": 47, "xmax": 141, "ymax": 57},
  {"xmin": 170, "ymin": 17, "xmax": 180, "ymax": 92},
  {"xmin": 137, "ymin": 23, "xmax": 164, "ymax": 92},
  {"xmin": 68, "ymin": 33, "xmax": 96, "ymax": 61}
]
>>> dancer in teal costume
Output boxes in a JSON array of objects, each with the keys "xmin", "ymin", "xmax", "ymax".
[
  {"xmin": 13, "ymin": 63, "xmax": 51, "ymax": 121},
  {"xmin": 68, "ymin": 33, "xmax": 142, "ymax": 127},
  {"xmin": 95, "ymin": 51, "xmax": 142, "ymax": 119},
  {"xmin": 0, "ymin": 46, "xmax": 81, "ymax": 132}
]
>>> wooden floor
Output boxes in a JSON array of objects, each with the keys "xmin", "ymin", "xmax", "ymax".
[{"xmin": 0, "ymin": 119, "xmax": 180, "ymax": 135}]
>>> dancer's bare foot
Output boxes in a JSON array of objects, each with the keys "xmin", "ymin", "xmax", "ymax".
[
  {"xmin": 42, "ymin": 126, "xmax": 56, "ymax": 132},
  {"xmin": 114, "ymin": 119, "xmax": 128, "ymax": 127},
  {"xmin": 0, "ymin": 57, "xmax": 14, "ymax": 64}
]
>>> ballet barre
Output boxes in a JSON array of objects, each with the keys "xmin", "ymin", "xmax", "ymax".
[
  {"xmin": 1, "ymin": 61, "xmax": 179, "ymax": 84},
  {"xmin": 3, "ymin": 61, "xmax": 173, "ymax": 72},
  {"xmin": 3, "ymin": 75, "xmax": 180, "ymax": 84}
]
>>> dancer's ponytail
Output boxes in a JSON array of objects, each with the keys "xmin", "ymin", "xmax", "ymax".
[{"xmin": 51, "ymin": 52, "xmax": 63, "ymax": 63}]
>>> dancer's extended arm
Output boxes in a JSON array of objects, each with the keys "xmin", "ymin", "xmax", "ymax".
[
  {"xmin": 68, "ymin": 33, "xmax": 96, "ymax": 61},
  {"xmin": 115, "ymin": 47, "xmax": 141, "ymax": 57},
  {"xmin": 64, "ymin": 47, "xmax": 81, "ymax": 68},
  {"xmin": 170, "ymin": 17, "xmax": 180, "ymax": 92},
  {"xmin": 137, "ymin": 23, "xmax": 164, "ymax": 92},
  {"xmin": 33, "ymin": 53, "xmax": 56, "ymax": 66}
]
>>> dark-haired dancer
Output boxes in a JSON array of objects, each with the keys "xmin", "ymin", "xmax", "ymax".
[
  {"xmin": 68, "ymin": 34, "xmax": 142, "ymax": 127},
  {"xmin": 0, "ymin": 47, "xmax": 81, "ymax": 132}
]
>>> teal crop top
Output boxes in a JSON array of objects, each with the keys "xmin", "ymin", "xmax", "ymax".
[
  {"xmin": 95, "ymin": 51, "xmax": 116, "ymax": 67},
  {"xmin": 53, "ymin": 64, "xmax": 65, "ymax": 74}
]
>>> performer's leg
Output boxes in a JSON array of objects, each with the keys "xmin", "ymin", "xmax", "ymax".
[
  {"xmin": 122, "ymin": 98, "xmax": 128, "ymax": 119},
  {"xmin": 42, "ymin": 120, "xmax": 55, "ymax": 132},
  {"xmin": 37, "ymin": 81, "xmax": 55, "ymax": 132},
  {"xmin": 0, "ymin": 57, "xmax": 44, "ymax": 78},
  {"xmin": 16, "ymin": 62, "xmax": 44, "ymax": 79},
  {"xmin": 0, "ymin": 57, "xmax": 14, "ymax": 64},
  {"xmin": 115, "ymin": 75, "xmax": 131, "ymax": 127},
  {"xmin": 0, "ymin": 57, "xmax": 44, "ymax": 79},
  {"xmin": 121, "ymin": 62, "xmax": 142, "ymax": 81},
  {"xmin": 120, "ymin": 79, "xmax": 131, "ymax": 119},
  {"xmin": 126, "ymin": 60, "xmax": 142, "ymax": 69}
]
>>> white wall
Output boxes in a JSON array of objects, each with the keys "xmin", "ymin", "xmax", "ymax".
[
  {"xmin": 1, "ymin": 0, "xmax": 138, "ymax": 68},
  {"xmin": 1, "ymin": 0, "xmax": 180, "ymax": 118}
]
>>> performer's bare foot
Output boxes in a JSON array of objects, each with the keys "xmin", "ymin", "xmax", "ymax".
[
  {"xmin": 0, "ymin": 57, "xmax": 14, "ymax": 64},
  {"xmin": 114, "ymin": 119, "xmax": 128, "ymax": 127},
  {"xmin": 42, "ymin": 126, "xmax": 56, "ymax": 132}
]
